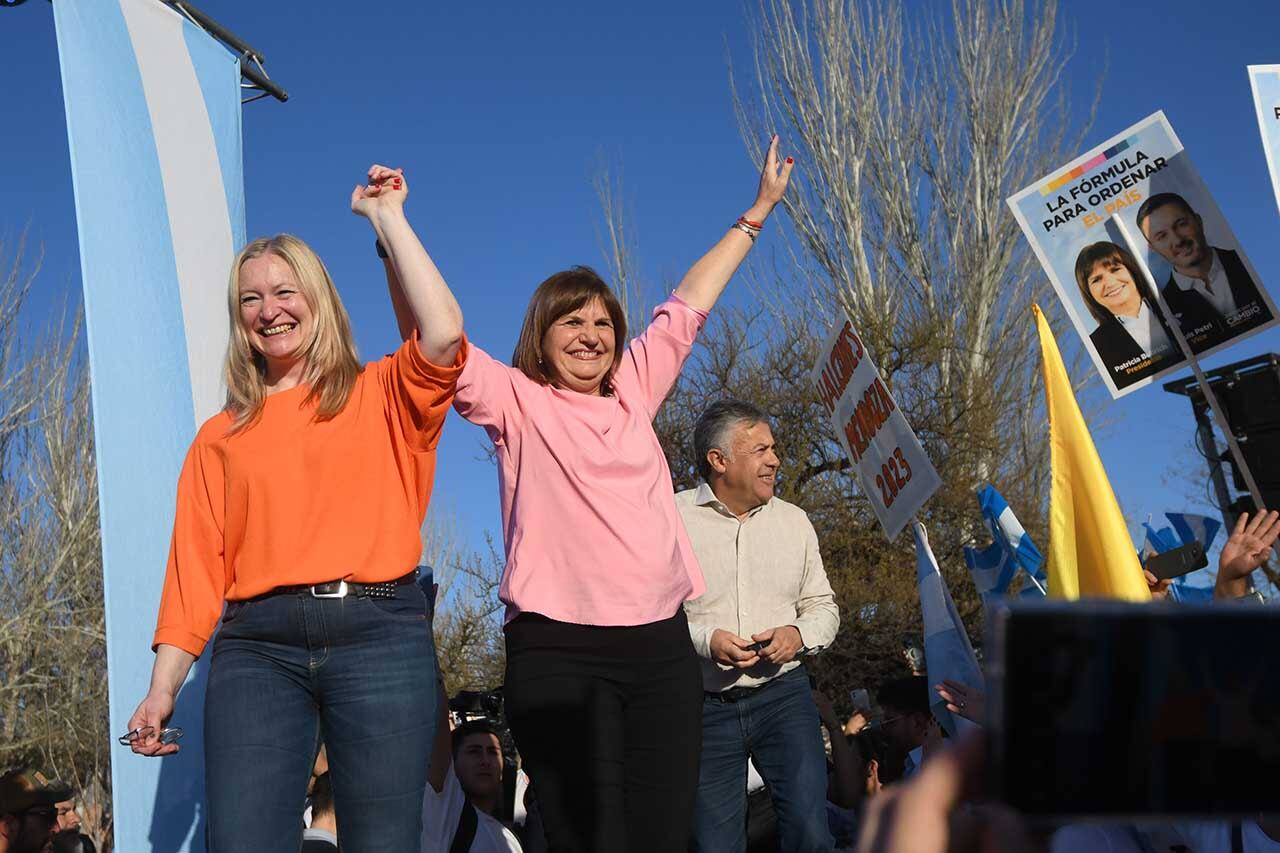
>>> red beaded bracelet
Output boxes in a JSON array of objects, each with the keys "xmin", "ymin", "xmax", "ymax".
[{"xmin": 737, "ymin": 217, "xmax": 764, "ymax": 229}]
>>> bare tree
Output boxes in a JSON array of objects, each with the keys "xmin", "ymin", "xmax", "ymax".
[
  {"xmin": 0, "ymin": 239, "xmax": 112, "ymax": 847},
  {"xmin": 652, "ymin": 0, "xmax": 1102, "ymax": 707},
  {"xmin": 695, "ymin": 0, "xmax": 1100, "ymax": 701},
  {"xmin": 420, "ymin": 512, "xmax": 506, "ymax": 698},
  {"xmin": 591, "ymin": 152, "xmax": 650, "ymax": 334}
]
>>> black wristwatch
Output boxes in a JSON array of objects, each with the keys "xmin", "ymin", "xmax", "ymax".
[{"xmin": 375, "ymin": 238, "xmax": 388, "ymax": 259}]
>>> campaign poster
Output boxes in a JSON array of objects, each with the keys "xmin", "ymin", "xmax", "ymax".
[
  {"xmin": 1007, "ymin": 112, "xmax": 1277, "ymax": 398},
  {"xmin": 1249, "ymin": 65, "xmax": 1280, "ymax": 218},
  {"xmin": 812, "ymin": 319, "xmax": 941, "ymax": 541}
]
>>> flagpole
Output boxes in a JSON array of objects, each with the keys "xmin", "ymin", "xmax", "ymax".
[{"xmin": 1110, "ymin": 214, "xmax": 1266, "ymax": 512}]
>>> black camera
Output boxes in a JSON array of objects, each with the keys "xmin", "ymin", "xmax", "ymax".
[{"xmin": 448, "ymin": 688, "xmax": 504, "ymax": 720}]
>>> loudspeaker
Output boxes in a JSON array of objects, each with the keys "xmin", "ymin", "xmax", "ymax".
[{"xmin": 1207, "ymin": 362, "xmax": 1280, "ymax": 499}]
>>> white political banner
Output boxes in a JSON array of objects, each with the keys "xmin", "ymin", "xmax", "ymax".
[
  {"xmin": 1007, "ymin": 112, "xmax": 1277, "ymax": 398},
  {"xmin": 813, "ymin": 318, "xmax": 941, "ymax": 541},
  {"xmin": 1249, "ymin": 65, "xmax": 1280, "ymax": 218}
]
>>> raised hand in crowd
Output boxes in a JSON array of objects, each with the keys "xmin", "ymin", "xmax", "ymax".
[
  {"xmin": 750, "ymin": 624, "xmax": 804, "ymax": 665},
  {"xmin": 934, "ymin": 679, "xmax": 985, "ymax": 726},
  {"xmin": 1142, "ymin": 569, "xmax": 1172, "ymax": 601},
  {"xmin": 709, "ymin": 628, "xmax": 761, "ymax": 669},
  {"xmin": 846, "ymin": 709, "xmax": 869, "ymax": 736},
  {"xmin": 856, "ymin": 733, "xmax": 1039, "ymax": 853},
  {"xmin": 814, "ymin": 690, "xmax": 862, "ymax": 811},
  {"xmin": 1215, "ymin": 509, "xmax": 1280, "ymax": 599}
]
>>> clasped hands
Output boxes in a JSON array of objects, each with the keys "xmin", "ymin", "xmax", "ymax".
[{"xmin": 710, "ymin": 625, "xmax": 803, "ymax": 669}]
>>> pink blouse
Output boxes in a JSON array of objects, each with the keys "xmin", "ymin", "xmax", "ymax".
[{"xmin": 454, "ymin": 294, "xmax": 707, "ymax": 626}]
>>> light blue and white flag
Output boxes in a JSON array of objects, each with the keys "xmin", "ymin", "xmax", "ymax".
[
  {"xmin": 962, "ymin": 484, "xmax": 1047, "ymax": 608},
  {"xmin": 1169, "ymin": 580, "xmax": 1216, "ymax": 603},
  {"xmin": 53, "ymin": 1, "xmax": 244, "ymax": 849},
  {"xmin": 1166, "ymin": 512, "xmax": 1222, "ymax": 552},
  {"xmin": 914, "ymin": 522, "xmax": 983, "ymax": 737},
  {"xmin": 1142, "ymin": 522, "xmax": 1180, "ymax": 556}
]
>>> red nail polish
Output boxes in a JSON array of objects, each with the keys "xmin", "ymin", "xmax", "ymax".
[{"xmin": 786, "ymin": 157, "xmax": 794, "ymax": 164}]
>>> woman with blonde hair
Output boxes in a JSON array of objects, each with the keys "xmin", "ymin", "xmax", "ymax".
[
  {"xmin": 124, "ymin": 165, "xmax": 466, "ymax": 852},
  {"xmin": 382, "ymin": 137, "xmax": 794, "ymax": 851}
]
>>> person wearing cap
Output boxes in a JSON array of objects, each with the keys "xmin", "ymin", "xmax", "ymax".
[{"xmin": 0, "ymin": 767, "xmax": 72, "ymax": 853}]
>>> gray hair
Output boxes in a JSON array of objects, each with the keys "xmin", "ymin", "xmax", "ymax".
[{"xmin": 693, "ymin": 399, "xmax": 770, "ymax": 482}]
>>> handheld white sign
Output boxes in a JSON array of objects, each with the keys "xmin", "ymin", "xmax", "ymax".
[
  {"xmin": 812, "ymin": 318, "xmax": 941, "ymax": 541},
  {"xmin": 1007, "ymin": 112, "xmax": 1277, "ymax": 398},
  {"xmin": 1249, "ymin": 65, "xmax": 1280, "ymax": 218}
]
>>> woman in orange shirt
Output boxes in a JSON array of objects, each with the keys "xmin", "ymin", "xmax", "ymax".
[{"xmin": 123, "ymin": 165, "xmax": 465, "ymax": 853}]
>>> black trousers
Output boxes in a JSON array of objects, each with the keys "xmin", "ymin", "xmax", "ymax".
[{"xmin": 503, "ymin": 609, "xmax": 703, "ymax": 853}]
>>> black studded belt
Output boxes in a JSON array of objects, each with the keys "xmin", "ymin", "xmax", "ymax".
[{"xmin": 264, "ymin": 569, "xmax": 419, "ymax": 600}]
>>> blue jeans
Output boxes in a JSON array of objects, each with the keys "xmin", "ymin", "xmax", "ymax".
[
  {"xmin": 204, "ymin": 583, "xmax": 437, "ymax": 853},
  {"xmin": 690, "ymin": 666, "xmax": 834, "ymax": 853}
]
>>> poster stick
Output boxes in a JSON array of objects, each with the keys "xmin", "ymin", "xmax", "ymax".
[
  {"xmin": 1110, "ymin": 214, "xmax": 1267, "ymax": 512},
  {"xmin": 1023, "ymin": 572, "xmax": 1047, "ymax": 596}
]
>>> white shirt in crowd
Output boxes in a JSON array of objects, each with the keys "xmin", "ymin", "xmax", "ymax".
[
  {"xmin": 420, "ymin": 765, "xmax": 522, "ymax": 853},
  {"xmin": 1171, "ymin": 248, "xmax": 1239, "ymax": 319},
  {"xmin": 1115, "ymin": 300, "xmax": 1173, "ymax": 358}
]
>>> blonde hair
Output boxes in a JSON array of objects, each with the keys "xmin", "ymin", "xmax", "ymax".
[{"xmin": 224, "ymin": 234, "xmax": 361, "ymax": 432}]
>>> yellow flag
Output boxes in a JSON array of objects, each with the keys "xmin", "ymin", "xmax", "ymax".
[{"xmin": 1034, "ymin": 305, "xmax": 1150, "ymax": 601}]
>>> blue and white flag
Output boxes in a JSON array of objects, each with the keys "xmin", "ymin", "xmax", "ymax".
[
  {"xmin": 54, "ymin": 1, "xmax": 244, "ymax": 849},
  {"xmin": 1169, "ymin": 580, "xmax": 1216, "ymax": 603},
  {"xmin": 1166, "ymin": 512, "xmax": 1222, "ymax": 551},
  {"xmin": 962, "ymin": 484, "xmax": 1047, "ymax": 608},
  {"xmin": 914, "ymin": 522, "xmax": 983, "ymax": 737},
  {"xmin": 1142, "ymin": 522, "xmax": 1180, "ymax": 556}
]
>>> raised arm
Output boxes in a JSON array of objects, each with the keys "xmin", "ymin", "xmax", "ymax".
[
  {"xmin": 352, "ymin": 164, "xmax": 463, "ymax": 364},
  {"xmin": 673, "ymin": 135, "xmax": 794, "ymax": 312}
]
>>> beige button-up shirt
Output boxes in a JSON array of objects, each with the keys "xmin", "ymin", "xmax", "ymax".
[{"xmin": 677, "ymin": 483, "xmax": 840, "ymax": 692}]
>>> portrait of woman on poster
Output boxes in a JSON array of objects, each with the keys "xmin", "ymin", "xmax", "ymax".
[{"xmin": 1074, "ymin": 240, "xmax": 1180, "ymax": 390}]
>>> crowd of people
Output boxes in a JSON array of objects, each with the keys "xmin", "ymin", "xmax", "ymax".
[
  {"xmin": 76, "ymin": 132, "xmax": 1274, "ymax": 853},
  {"xmin": 0, "ymin": 767, "xmax": 95, "ymax": 853}
]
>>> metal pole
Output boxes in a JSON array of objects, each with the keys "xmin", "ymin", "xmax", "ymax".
[
  {"xmin": 163, "ymin": 0, "xmax": 288, "ymax": 102},
  {"xmin": 1192, "ymin": 393, "xmax": 1241, "ymax": 526},
  {"xmin": 1110, "ymin": 214, "xmax": 1267, "ymax": 511}
]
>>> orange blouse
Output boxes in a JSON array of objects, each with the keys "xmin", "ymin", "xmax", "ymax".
[{"xmin": 153, "ymin": 336, "xmax": 467, "ymax": 657}]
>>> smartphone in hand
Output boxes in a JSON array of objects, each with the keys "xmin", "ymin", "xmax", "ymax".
[{"xmin": 988, "ymin": 601, "xmax": 1280, "ymax": 820}]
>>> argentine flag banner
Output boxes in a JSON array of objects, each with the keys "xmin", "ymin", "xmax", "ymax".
[
  {"xmin": 53, "ymin": 0, "xmax": 245, "ymax": 848},
  {"xmin": 962, "ymin": 484, "xmax": 1047, "ymax": 609},
  {"xmin": 913, "ymin": 523, "xmax": 983, "ymax": 737}
]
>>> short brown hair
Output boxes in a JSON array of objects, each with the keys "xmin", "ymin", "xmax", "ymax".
[
  {"xmin": 511, "ymin": 266, "xmax": 627, "ymax": 396},
  {"xmin": 1073, "ymin": 240, "xmax": 1155, "ymax": 325}
]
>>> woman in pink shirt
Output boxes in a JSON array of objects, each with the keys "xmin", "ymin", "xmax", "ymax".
[{"xmin": 388, "ymin": 139, "xmax": 791, "ymax": 851}]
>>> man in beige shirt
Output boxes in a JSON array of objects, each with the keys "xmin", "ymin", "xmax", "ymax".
[{"xmin": 678, "ymin": 400, "xmax": 840, "ymax": 853}]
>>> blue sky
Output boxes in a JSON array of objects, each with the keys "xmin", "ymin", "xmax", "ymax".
[{"xmin": 4, "ymin": 0, "xmax": 1279, "ymax": 589}]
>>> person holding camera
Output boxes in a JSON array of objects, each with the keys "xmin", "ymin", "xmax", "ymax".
[{"xmin": 422, "ymin": 684, "xmax": 522, "ymax": 853}]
